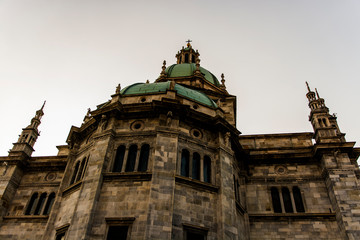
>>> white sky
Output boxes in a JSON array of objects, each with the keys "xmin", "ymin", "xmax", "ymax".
[{"xmin": 1, "ymin": 0, "xmax": 360, "ymax": 156}]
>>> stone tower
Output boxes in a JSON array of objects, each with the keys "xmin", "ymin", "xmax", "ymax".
[{"xmin": 0, "ymin": 43, "xmax": 359, "ymax": 240}]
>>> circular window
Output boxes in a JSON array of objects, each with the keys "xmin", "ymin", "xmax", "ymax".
[
  {"xmin": 131, "ymin": 120, "xmax": 145, "ymax": 131},
  {"xmin": 275, "ymin": 165, "xmax": 288, "ymax": 175},
  {"xmin": 190, "ymin": 129, "xmax": 202, "ymax": 139},
  {"xmin": 45, "ymin": 172, "xmax": 57, "ymax": 181},
  {"xmin": 193, "ymin": 104, "xmax": 199, "ymax": 110},
  {"xmin": 141, "ymin": 98, "xmax": 146, "ymax": 103}
]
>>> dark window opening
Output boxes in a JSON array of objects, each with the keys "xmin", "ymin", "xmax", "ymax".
[
  {"xmin": 282, "ymin": 187, "xmax": 294, "ymax": 213},
  {"xmin": 113, "ymin": 145, "xmax": 126, "ymax": 172},
  {"xmin": 125, "ymin": 145, "xmax": 137, "ymax": 172},
  {"xmin": 107, "ymin": 226, "xmax": 129, "ymax": 240},
  {"xmin": 185, "ymin": 54, "xmax": 189, "ymax": 63},
  {"xmin": 203, "ymin": 156, "xmax": 211, "ymax": 183},
  {"xmin": 192, "ymin": 152, "xmax": 200, "ymax": 180},
  {"xmin": 181, "ymin": 149, "xmax": 190, "ymax": 177},
  {"xmin": 76, "ymin": 157, "xmax": 87, "ymax": 182},
  {"xmin": 271, "ymin": 187, "xmax": 282, "ymax": 213},
  {"xmin": 25, "ymin": 192, "xmax": 38, "ymax": 215},
  {"xmin": 187, "ymin": 232, "xmax": 205, "ymax": 240},
  {"xmin": 56, "ymin": 232, "xmax": 66, "ymax": 240},
  {"xmin": 138, "ymin": 144, "xmax": 150, "ymax": 172},
  {"xmin": 70, "ymin": 161, "xmax": 80, "ymax": 185},
  {"xmin": 43, "ymin": 192, "xmax": 55, "ymax": 215},
  {"xmin": 293, "ymin": 186, "xmax": 305, "ymax": 212},
  {"xmin": 34, "ymin": 193, "xmax": 47, "ymax": 215}
]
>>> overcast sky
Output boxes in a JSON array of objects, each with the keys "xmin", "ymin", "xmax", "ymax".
[{"xmin": 1, "ymin": 0, "xmax": 360, "ymax": 156}]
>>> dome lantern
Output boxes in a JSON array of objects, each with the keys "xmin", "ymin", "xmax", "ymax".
[{"xmin": 175, "ymin": 40, "xmax": 200, "ymax": 64}]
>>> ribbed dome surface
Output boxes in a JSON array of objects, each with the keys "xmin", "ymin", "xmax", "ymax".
[
  {"xmin": 120, "ymin": 81, "xmax": 218, "ymax": 108},
  {"xmin": 165, "ymin": 63, "xmax": 220, "ymax": 86}
]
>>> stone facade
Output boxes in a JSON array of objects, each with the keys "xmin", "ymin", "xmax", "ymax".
[{"xmin": 0, "ymin": 43, "xmax": 359, "ymax": 239}]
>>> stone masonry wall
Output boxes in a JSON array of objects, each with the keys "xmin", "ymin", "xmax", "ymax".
[{"xmin": 250, "ymin": 219, "xmax": 341, "ymax": 239}]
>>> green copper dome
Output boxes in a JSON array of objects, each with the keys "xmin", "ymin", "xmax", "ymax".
[
  {"xmin": 120, "ymin": 81, "xmax": 218, "ymax": 108},
  {"xmin": 165, "ymin": 63, "xmax": 220, "ymax": 87}
]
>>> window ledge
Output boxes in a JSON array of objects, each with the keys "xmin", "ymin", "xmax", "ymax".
[
  {"xmin": 248, "ymin": 213, "xmax": 336, "ymax": 220},
  {"xmin": 103, "ymin": 172, "xmax": 152, "ymax": 182},
  {"xmin": 3, "ymin": 215, "xmax": 49, "ymax": 220},
  {"xmin": 62, "ymin": 181, "xmax": 82, "ymax": 197},
  {"xmin": 175, "ymin": 175, "xmax": 219, "ymax": 193}
]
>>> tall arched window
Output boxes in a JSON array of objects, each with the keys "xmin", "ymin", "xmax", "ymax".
[
  {"xmin": 282, "ymin": 187, "xmax": 293, "ymax": 213},
  {"xmin": 185, "ymin": 53, "xmax": 189, "ymax": 63},
  {"xmin": 271, "ymin": 187, "xmax": 282, "ymax": 213},
  {"xmin": 43, "ymin": 192, "xmax": 55, "ymax": 215},
  {"xmin": 293, "ymin": 186, "xmax": 305, "ymax": 212},
  {"xmin": 25, "ymin": 193, "xmax": 38, "ymax": 215},
  {"xmin": 192, "ymin": 152, "xmax": 200, "ymax": 180},
  {"xmin": 203, "ymin": 156, "xmax": 211, "ymax": 183},
  {"xmin": 125, "ymin": 145, "xmax": 137, "ymax": 172},
  {"xmin": 138, "ymin": 144, "xmax": 150, "ymax": 172},
  {"xmin": 34, "ymin": 193, "xmax": 47, "ymax": 215},
  {"xmin": 76, "ymin": 157, "xmax": 87, "ymax": 182},
  {"xmin": 181, "ymin": 149, "xmax": 190, "ymax": 177},
  {"xmin": 70, "ymin": 161, "xmax": 80, "ymax": 185},
  {"xmin": 192, "ymin": 55, "xmax": 195, "ymax": 63},
  {"xmin": 113, "ymin": 145, "xmax": 125, "ymax": 172}
]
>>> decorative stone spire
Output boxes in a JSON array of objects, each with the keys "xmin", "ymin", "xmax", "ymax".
[
  {"xmin": 306, "ymin": 82, "xmax": 345, "ymax": 143},
  {"xmin": 9, "ymin": 102, "xmax": 46, "ymax": 157},
  {"xmin": 115, "ymin": 84, "xmax": 121, "ymax": 94},
  {"xmin": 160, "ymin": 60, "xmax": 167, "ymax": 78},
  {"xmin": 220, "ymin": 73, "xmax": 226, "ymax": 90}
]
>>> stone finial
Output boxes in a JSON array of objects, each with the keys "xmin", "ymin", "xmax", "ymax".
[
  {"xmin": 116, "ymin": 84, "xmax": 121, "ymax": 94},
  {"xmin": 86, "ymin": 108, "xmax": 91, "ymax": 117},
  {"xmin": 160, "ymin": 60, "xmax": 167, "ymax": 78},
  {"xmin": 220, "ymin": 73, "xmax": 226, "ymax": 90},
  {"xmin": 306, "ymin": 81, "xmax": 311, "ymax": 92},
  {"xmin": 315, "ymin": 88, "xmax": 320, "ymax": 99},
  {"xmin": 186, "ymin": 39, "xmax": 192, "ymax": 48},
  {"xmin": 146, "ymin": 79, "xmax": 150, "ymax": 84},
  {"xmin": 196, "ymin": 58, "xmax": 200, "ymax": 71}
]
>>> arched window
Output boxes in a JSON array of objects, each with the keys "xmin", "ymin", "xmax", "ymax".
[
  {"xmin": 203, "ymin": 156, "xmax": 211, "ymax": 183},
  {"xmin": 34, "ymin": 193, "xmax": 47, "ymax": 215},
  {"xmin": 185, "ymin": 53, "xmax": 189, "ymax": 63},
  {"xmin": 70, "ymin": 161, "xmax": 80, "ymax": 185},
  {"xmin": 271, "ymin": 187, "xmax": 282, "ymax": 213},
  {"xmin": 125, "ymin": 145, "xmax": 137, "ymax": 172},
  {"xmin": 192, "ymin": 152, "xmax": 200, "ymax": 180},
  {"xmin": 113, "ymin": 145, "xmax": 126, "ymax": 172},
  {"xmin": 138, "ymin": 144, "xmax": 150, "ymax": 172},
  {"xmin": 293, "ymin": 186, "xmax": 305, "ymax": 212},
  {"xmin": 180, "ymin": 149, "xmax": 190, "ymax": 177},
  {"xmin": 25, "ymin": 193, "xmax": 38, "ymax": 215},
  {"xmin": 76, "ymin": 157, "xmax": 87, "ymax": 182},
  {"xmin": 282, "ymin": 187, "xmax": 293, "ymax": 213},
  {"xmin": 43, "ymin": 192, "xmax": 55, "ymax": 215},
  {"xmin": 192, "ymin": 55, "xmax": 195, "ymax": 63}
]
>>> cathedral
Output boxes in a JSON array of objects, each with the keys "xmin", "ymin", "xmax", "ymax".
[{"xmin": 0, "ymin": 42, "xmax": 360, "ymax": 240}]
